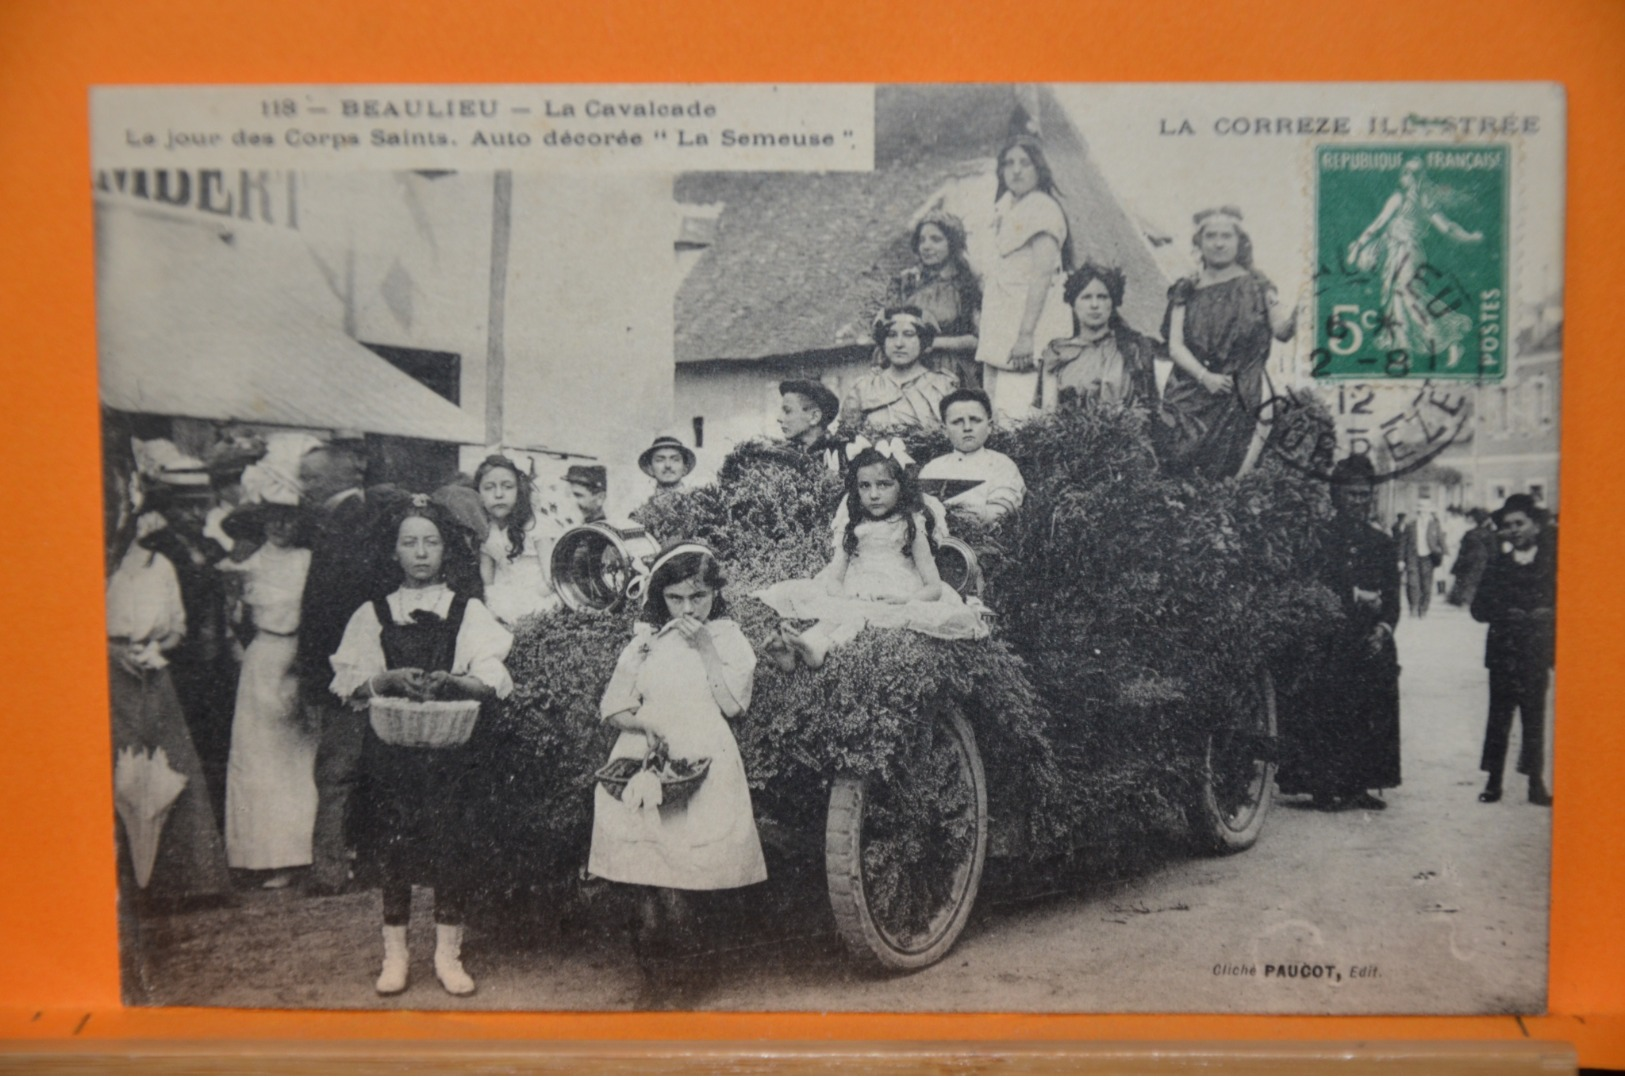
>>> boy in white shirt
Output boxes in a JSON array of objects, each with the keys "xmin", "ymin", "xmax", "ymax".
[{"xmin": 919, "ymin": 389, "xmax": 1026, "ymax": 526}]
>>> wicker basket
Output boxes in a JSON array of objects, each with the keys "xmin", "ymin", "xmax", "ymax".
[
  {"xmin": 368, "ymin": 696, "xmax": 480, "ymax": 748},
  {"xmin": 595, "ymin": 753, "xmax": 711, "ymax": 809}
]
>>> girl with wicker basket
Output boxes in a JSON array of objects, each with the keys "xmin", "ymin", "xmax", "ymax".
[
  {"xmin": 329, "ymin": 494, "xmax": 514, "ymax": 998},
  {"xmin": 588, "ymin": 543, "xmax": 766, "ymax": 988}
]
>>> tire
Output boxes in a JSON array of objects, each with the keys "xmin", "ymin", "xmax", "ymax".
[
  {"xmin": 824, "ymin": 702, "xmax": 989, "ymax": 971},
  {"xmin": 1189, "ymin": 666, "xmax": 1278, "ymax": 855}
]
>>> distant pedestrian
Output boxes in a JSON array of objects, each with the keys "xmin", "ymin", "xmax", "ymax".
[
  {"xmin": 1399, "ymin": 508, "xmax": 1445, "ymax": 618},
  {"xmin": 1471, "ymin": 495, "xmax": 1555, "ymax": 807}
]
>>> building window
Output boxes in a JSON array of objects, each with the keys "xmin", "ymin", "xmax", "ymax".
[
  {"xmin": 1533, "ymin": 377, "xmax": 1553, "ymax": 428},
  {"xmin": 1497, "ymin": 386, "xmax": 1512, "ymax": 434}
]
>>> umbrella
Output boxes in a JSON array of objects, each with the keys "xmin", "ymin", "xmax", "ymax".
[{"xmin": 113, "ymin": 746, "xmax": 188, "ymax": 888}]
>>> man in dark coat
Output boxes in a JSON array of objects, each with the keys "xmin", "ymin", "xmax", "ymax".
[
  {"xmin": 1447, "ymin": 508, "xmax": 1494, "ymax": 608},
  {"xmin": 139, "ymin": 476, "xmax": 237, "ymax": 824},
  {"xmin": 298, "ymin": 441, "xmax": 379, "ymax": 893},
  {"xmin": 1279, "ymin": 454, "xmax": 1402, "ymax": 810},
  {"xmin": 1471, "ymin": 494, "xmax": 1556, "ymax": 806}
]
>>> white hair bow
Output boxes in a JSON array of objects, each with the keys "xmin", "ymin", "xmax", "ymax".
[{"xmin": 844, "ymin": 434, "xmax": 915, "ymax": 469}]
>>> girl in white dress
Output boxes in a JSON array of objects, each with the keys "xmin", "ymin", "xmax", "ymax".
[
  {"xmin": 474, "ymin": 454, "xmax": 559, "ymax": 627},
  {"xmin": 220, "ymin": 502, "xmax": 315, "ymax": 887},
  {"xmin": 588, "ymin": 543, "xmax": 766, "ymax": 982},
  {"xmin": 975, "ymin": 135, "xmax": 1074, "ymax": 423},
  {"xmin": 757, "ymin": 445, "xmax": 989, "ymax": 671}
]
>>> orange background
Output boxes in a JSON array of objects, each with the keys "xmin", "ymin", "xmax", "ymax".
[{"xmin": 1, "ymin": 0, "xmax": 1622, "ymax": 1067}]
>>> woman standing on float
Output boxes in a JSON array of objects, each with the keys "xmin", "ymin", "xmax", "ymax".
[
  {"xmin": 1154, "ymin": 206, "xmax": 1298, "ymax": 479},
  {"xmin": 975, "ymin": 135, "xmax": 1073, "ymax": 423}
]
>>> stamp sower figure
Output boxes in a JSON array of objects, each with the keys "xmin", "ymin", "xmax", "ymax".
[
  {"xmin": 919, "ymin": 388, "xmax": 1027, "ymax": 526},
  {"xmin": 1040, "ymin": 262, "xmax": 1160, "ymax": 411},
  {"xmin": 588, "ymin": 544, "xmax": 766, "ymax": 994},
  {"xmin": 1346, "ymin": 156, "xmax": 1483, "ymax": 357},
  {"xmin": 331, "ymin": 494, "xmax": 514, "ymax": 995},
  {"xmin": 886, "ymin": 209, "xmax": 983, "ymax": 390},
  {"xmin": 297, "ymin": 441, "xmax": 378, "ymax": 895},
  {"xmin": 1154, "ymin": 206, "xmax": 1297, "ymax": 479},
  {"xmin": 638, "ymin": 435, "xmax": 695, "ymax": 497},
  {"xmin": 1278, "ymin": 454, "xmax": 1401, "ymax": 811},
  {"xmin": 1471, "ymin": 494, "xmax": 1555, "ymax": 807}
]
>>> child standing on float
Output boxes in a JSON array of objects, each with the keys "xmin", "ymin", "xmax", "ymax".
[
  {"xmin": 588, "ymin": 545, "xmax": 766, "ymax": 971},
  {"xmin": 329, "ymin": 494, "xmax": 514, "ymax": 997},
  {"xmin": 473, "ymin": 454, "xmax": 560, "ymax": 627},
  {"xmin": 758, "ymin": 444, "xmax": 988, "ymax": 671}
]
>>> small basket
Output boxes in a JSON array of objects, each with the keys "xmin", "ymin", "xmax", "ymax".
[
  {"xmin": 368, "ymin": 696, "xmax": 480, "ymax": 748},
  {"xmin": 595, "ymin": 752, "xmax": 711, "ymax": 809}
]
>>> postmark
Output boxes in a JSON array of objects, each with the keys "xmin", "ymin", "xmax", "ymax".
[{"xmin": 1312, "ymin": 145, "xmax": 1509, "ymax": 381}]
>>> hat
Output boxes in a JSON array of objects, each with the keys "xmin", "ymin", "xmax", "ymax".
[
  {"xmin": 779, "ymin": 380, "xmax": 841, "ymax": 428},
  {"xmin": 1328, "ymin": 453, "xmax": 1377, "ymax": 486},
  {"xmin": 637, "ymin": 436, "xmax": 696, "ymax": 477},
  {"xmin": 431, "ymin": 483, "xmax": 491, "ymax": 543},
  {"xmin": 1493, "ymin": 493, "xmax": 1542, "ymax": 525},
  {"xmin": 220, "ymin": 499, "xmax": 307, "ymax": 543},
  {"xmin": 564, "ymin": 464, "xmax": 608, "ymax": 492},
  {"xmin": 202, "ymin": 436, "xmax": 268, "ymax": 479}
]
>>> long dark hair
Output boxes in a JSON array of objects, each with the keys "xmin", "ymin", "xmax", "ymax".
[
  {"xmin": 1063, "ymin": 261, "xmax": 1128, "ymax": 336},
  {"xmin": 842, "ymin": 447, "xmax": 934, "ymax": 560},
  {"xmin": 640, "ymin": 547, "xmax": 730, "ymax": 627},
  {"xmin": 1190, "ymin": 206, "xmax": 1255, "ymax": 270},
  {"xmin": 994, "ymin": 134, "xmax": 1075, "ymax": 271},
  {"xmin": 473, "ymin": 454, "xmax": 536, "ymax": 562},
  {"xmin": 377, "ymin": 497, "xmax": 484, "ymax": 600},
  {"xmin": 911, "ymin": 210, "xmax": 976, "ymax": 286}
]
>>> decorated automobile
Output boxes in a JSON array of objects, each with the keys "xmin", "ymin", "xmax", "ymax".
[{"xmin": 474, "ymin": 404, "xmax": 1338, "ymax": 972}]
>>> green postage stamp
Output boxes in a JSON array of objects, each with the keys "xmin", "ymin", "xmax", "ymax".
[{"xmin": 1314, "ymin": 144, "xmax": 1509, "ymax": 381}]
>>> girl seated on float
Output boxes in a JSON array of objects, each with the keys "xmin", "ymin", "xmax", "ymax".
[
  {"xmin": 756, "ymin": 443, "xmax": 988, "ymax": 671},
  {"xmin": 330, "ymin": 493, "xmax": 514, "ymax": 998}
]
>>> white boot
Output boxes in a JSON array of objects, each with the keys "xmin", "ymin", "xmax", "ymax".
[
  {"xmin": 434, "ymin": 923, "xmax": 475, "ymax": 996},
  {"xmin": 375, "ymin": 925, "xmax": 409, "ymax": 996}
]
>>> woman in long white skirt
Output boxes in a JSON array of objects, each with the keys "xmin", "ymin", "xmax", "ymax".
[{"xmin": 222, "ymin": 503, "xmax": 316, "ymax": 887}]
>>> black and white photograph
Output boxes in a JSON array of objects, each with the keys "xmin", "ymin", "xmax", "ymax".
[{"xmin": 93, "ymin": 82, "xmax": 1564, "ymax": 1013}]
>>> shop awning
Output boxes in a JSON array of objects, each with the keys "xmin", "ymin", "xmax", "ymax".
[{"xmin": 95, "ymin": 201, "xmax": 485, "ymax": 444}]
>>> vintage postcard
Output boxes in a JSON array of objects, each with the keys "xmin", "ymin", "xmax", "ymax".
[{"xmin": 91, "ymin": 82, "xmax": 1564, "ymax": 1014}]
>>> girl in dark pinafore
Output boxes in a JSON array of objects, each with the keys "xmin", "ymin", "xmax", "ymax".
[{"xmin": 329, "ymin": 494, "xmax": 514, "ymax": 997}]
